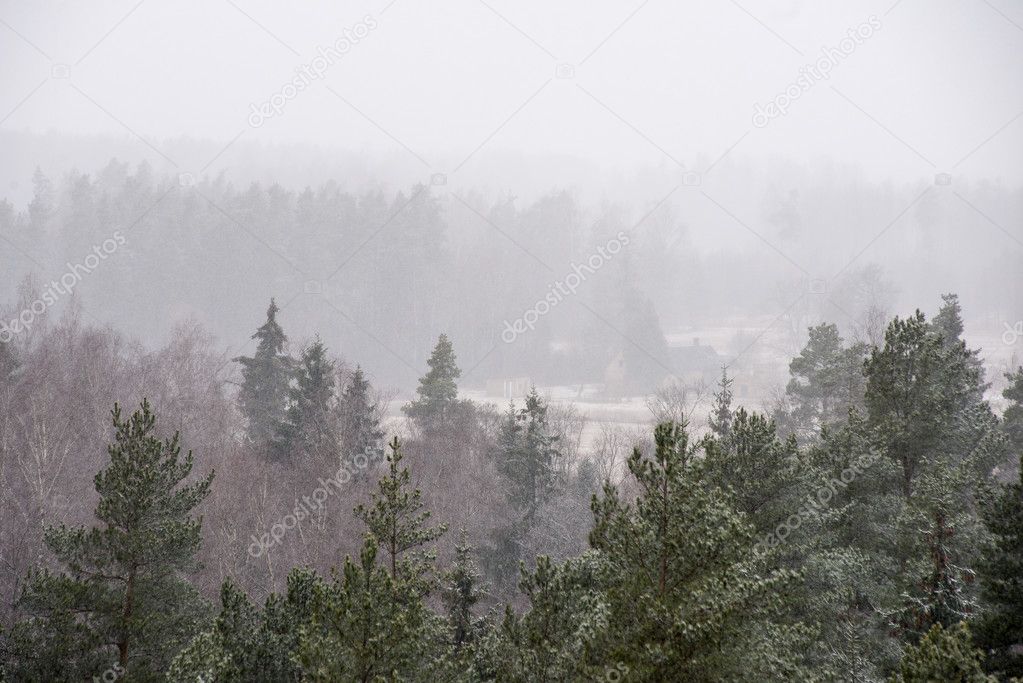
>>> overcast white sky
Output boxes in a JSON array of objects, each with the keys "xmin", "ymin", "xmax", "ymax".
[{"xmin": 2, "ymin": 0, "xmax": 1021, "ymax": 188}]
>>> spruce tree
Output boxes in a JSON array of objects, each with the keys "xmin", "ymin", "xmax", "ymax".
[
  {"xmin": 5, "ymin": 400, "xmax": 213, "ymax": 681},
  {"xmin": 898, "ymin": 510, "xmax": 977, "ymax": 641},
  {"xmin": 495, "ymin": 389, "xmax": 562, "ymax": 521},
  {"xmin": 338, "ymin": 365, "xmax": 384, "ymax": 469},
  {"xmin": 932, "ymin": 293, "xmax": 987, "ymax": 403},
  {"xmin": 274, "ymin": 338, "xmax": 336, "ymax": 462},
  {"xmin": 707, "ymin": 365, "xmax": 734, "ymax": 439},
  {"xmin": 441, "ymin": 530, "xmax": 485, "ymax": 651},
  {"xmin": 403, "ymin": 333, "xmax": 462, "ymax": 428},
  {"xmin": 235, "ymin": 299, "xmax": 294, "ymax": 453}
]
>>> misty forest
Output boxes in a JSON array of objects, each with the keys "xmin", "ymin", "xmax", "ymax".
[{"xmin": 1, "ymin": 1, "xmax": 1023, "ymax": 682}]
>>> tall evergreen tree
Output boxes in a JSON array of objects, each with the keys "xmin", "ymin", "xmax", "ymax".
[
  {"xmin": 974, "ymin": 454, "xmax": 1023, "ymax": 679},
  {"xmin": 441, "ymin": 530, "xmax": 486, "ymax": 651},
  {"xmin": 274, "ymin": 338, "xmax": 336, "ymax": 462},
  {"xmin": 932, "ymin": 293, "xmax": 987, "ymax": 403},
  {"xmin": 589, "ymin": 422, "xmax": 809, "ymax": 680},
  {"xmin": 707, "ymin": 365, "xmax": 734, "ymax": 439},
  {"xmin": 297, "ymin": 535, "xmax": 439, "ymax": 682},
  {"xmin": 235, "ymin": 300, "xmax": 294, "ymax": 452},
  {"xmin": 4, "ymin": 400, "xmax": 213, "ymax": 681},
  {"xmin": 495, "ymin": 389, "xmax": 562, "ymax": 521},
  {"xmin": 785, "ymin": 322, "xmax": 867, "ymax": 441},
  {"xmin": 865, "ymin": 311, "xmax": 988, "ymax": 499},
  {"xmin": 338, "ymin": 365, "xmax": 384, "ymax": 468},
  {"xmin": 1002, "ymin": 367, "xmax": 1023, "ymax": 459},
  {"xmin": 890, "ymin": 623, "xmax": 995, "ymax": 683},
  {"xmin": 354, "ymin": 437, "xmax": 446, "ymax": 588},
  {"xmin": 403, "ymin": 333, "xmax": 462, "ymax": 428},
  {"xmin": 168, "ymin": 571, "xmax": 318, "ymax": 682},
  {"xmin": 702, "ymin": 407, "xmax": 803, "ymax": 538}
]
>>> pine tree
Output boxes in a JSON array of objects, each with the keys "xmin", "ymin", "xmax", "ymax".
[
  {"xmin": 707, "ymin": 365, "xmax": 734, "ymax": 439},
  {"xmin": 478, "ymin": 552, "xmax": 611, "ymax": 682},
  {"xmin": 403, "ymin": 333, "xmax": 462, "ymax": 428},
  {"xmin": 865, "ymin": 311, "xmax": 985, "ymax": 499},
  {"xmin": 702, "ymin": 407, "xmax": 803, "ymax": 538},
  {"xmin": 5, "ymin": 400, "xmax": 213, "ymax": 681},
  {"xmin": 297, "ymin": 535, "xmax": 439, "ymax": 682},
  {"xmin": 168, "ymin": 570, "xmax": 318, "ymax": 682},
  {"xmin": 235, "ymin": 299, "xmax": 294, "ymax": 453},
  {"xmin": 338, "ymin": 365, "xmax": 384, "ymax": 469},
  {"xmin": 785, "ymin": 323, "xmax": 867, "ymax": 441},
  {"xmin": 932, "ymin": 293, "xmax": 987, "ymax": 403},
  {"xmin": 274, "ymin": 338, "xmax": 336, "ymax": 462},
  {"xmin": 974, "ymin": 455, "xmax": 1023, "ymax": 679},
  {"xmin": 898, "ymin": 510, "xmax": 977, "ymax": 641},
  {"xmin": 589, "ymin": 421, "xmax": 807, "ymax": 680},
  {"xmin": 890, "ymin": 623, "xmax": 995, "ymax": 683},
  {"xmin": 354, "ymin": 437, "xmax": 446, "ymax": 588}
]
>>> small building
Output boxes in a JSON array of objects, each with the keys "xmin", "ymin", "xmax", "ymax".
[{"xmin": 666, "ymin": 337, "xmax": 723, "ymax": 385}]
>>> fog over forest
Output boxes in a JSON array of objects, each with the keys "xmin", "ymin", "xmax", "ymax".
[{"xmin": 1, "ymin": 1, "xmax": 1022, "ymax": 681}]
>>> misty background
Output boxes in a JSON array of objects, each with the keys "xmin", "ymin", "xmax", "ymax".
[{"xmin": 2, "ymin": 0, "xmax": 1022, "ymax": 413}]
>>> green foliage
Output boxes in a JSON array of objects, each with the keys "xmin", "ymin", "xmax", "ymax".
[
  {"xmin": 235, "ymin": 299, "xmax": 294, "ymax": 452},
  {"xmin": 476, "ymin": 553, "xmax": 611, "ymax": 682},
  {"xmin": 442, "ymin": 531, "xmax": 486, "ymax": 651},
  {"xmin": 975, "ymin": 455, "xmax": 1023, "ymax": 679},
  {"xmin": 702, "ymin": 407, "xmax": 803, "ymax": 538},
  {"xmin": 168, "ymin": 570, "xmax": 317, "ymax": 682},
  {"xmin": 889, "ymin": 623, "xmax": 995, "ymax": 683},
  {"xmin": 494, "ymin": 389, "xmax": 562, "ymax": 520},
  {"xmin": 707, "ymin": 365, "xmax": 734, "ymax": 439},
  {"xmin": 404, "ymin": 334, "xmax": 463, "ymax": 428},
  {"xmin": 297, "ymin": 535, "xmax": 443, "ymax": 682},
  {"xmin": 589, "ymin": 422, "xmax": 807, "ymax": 680},
  {"xmin": 4, "ymin": 400, "xmax": 213, "ymax": 682},
  {"xmin": 355, "ymin": 437, "xmax": 446, "ymax": 587},
  {"xmin": 339, "ymin": 365, "xmax": 384, "ymax": 469},
  {"xmin": 785, "ymin": 323, "xmax": 867, "ymax": 441},
  {"xmin": 274, "ymin": 338, "xmax": 336, "ymax": 461},
  {"xmin": 1003, "ymin": 367, "xmax": 1023, "ymax": 458}
]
